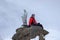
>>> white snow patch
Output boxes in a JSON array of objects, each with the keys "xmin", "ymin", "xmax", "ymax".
[{"xmin": 30, "ymin": 36, "xmax": 39, "ymax": 40}]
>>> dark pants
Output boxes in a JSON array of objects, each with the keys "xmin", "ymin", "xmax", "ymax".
[{"xmin": 31, "ymin": 23, "xmax": 43, "ymax": 29}]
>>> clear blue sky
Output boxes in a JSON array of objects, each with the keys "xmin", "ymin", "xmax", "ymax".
[{"xmin": 0, "ymin": 0, "xmax": 60, "ymax": 40}]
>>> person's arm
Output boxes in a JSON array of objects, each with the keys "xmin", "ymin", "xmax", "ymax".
[
  {"xmin": 34, "ymin": 18, "xmax": 37, "ymax": 24},
  {"xmin": 29, "ymin": 18, "xmax": 33, "ymax": 26}
]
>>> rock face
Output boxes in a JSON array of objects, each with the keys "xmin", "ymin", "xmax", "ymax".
[{"xmin": 12, "ymin": 25, "xmax": 49, "ymax": 40}]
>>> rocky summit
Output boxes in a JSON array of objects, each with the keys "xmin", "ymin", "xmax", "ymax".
[{"xmin": 12, "ymin": 25, "xmax": 49, "ymax": 40}]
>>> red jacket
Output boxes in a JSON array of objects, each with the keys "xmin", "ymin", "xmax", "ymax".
[{"xmin": 29, "ymin": 17, "xmax": 37, "ymax": 26}]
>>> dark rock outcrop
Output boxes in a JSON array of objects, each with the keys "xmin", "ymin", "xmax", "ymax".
[{"xmin": 12, "ymin": 25, "xmax": 49, "ymax": 40}]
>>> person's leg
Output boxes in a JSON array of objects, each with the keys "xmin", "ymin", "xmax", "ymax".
[{"xmin": 37, "ymin": 23, "xmax": 43, "ymax": 29}]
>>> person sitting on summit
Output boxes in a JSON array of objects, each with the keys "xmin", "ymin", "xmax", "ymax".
[
  {"xmin": 29, "ymin": 14, "xmax": 37, "ymax": 26},
  {"xmin": 29, "ymin": 14, "xmax": 43, "ymax": 29}
]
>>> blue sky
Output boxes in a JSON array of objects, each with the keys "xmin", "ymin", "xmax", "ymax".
[{"xmin": 0, "ymin": 0, "xmax": 60, "ymax": 40}]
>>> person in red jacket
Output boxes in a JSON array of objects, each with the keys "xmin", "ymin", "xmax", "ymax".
[
  {"xmin": 29, "ymin": 14, "xmax": 43, "ymax": 29},
  {"xmin": 29, "ymin": 14, "xmax": 37, "ymax": 26}
]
